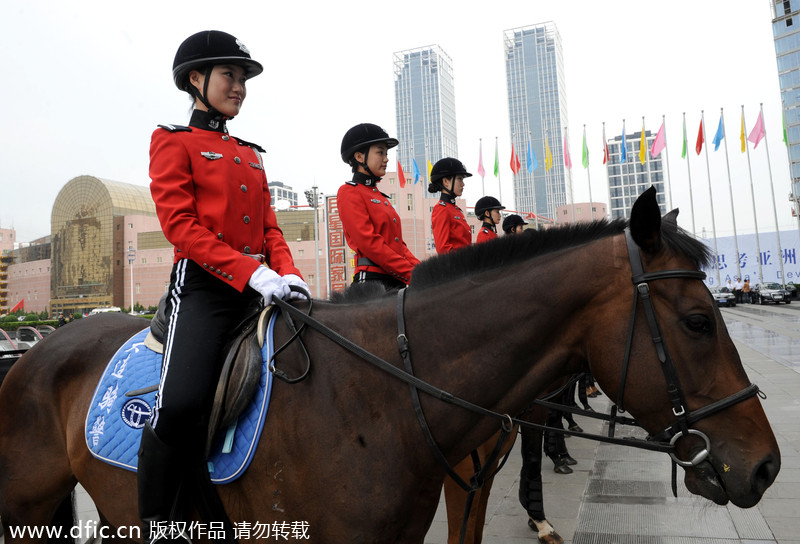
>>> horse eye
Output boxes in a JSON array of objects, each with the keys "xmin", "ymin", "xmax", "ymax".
[{"xmin": 683, "ymin": 314, "xmax": 712, "ymax": 335}]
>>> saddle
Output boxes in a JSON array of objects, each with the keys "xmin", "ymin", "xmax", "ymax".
[{"xmin": 148, "ymin": 294, "xmax": 270, "ymax": 455}]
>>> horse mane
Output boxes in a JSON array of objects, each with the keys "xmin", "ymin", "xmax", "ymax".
[
  {"xmin": 409, "ymin": 217, "xmax": 712, "ymax": 290},
  {"xmin": 329, "ymin": 217, "xmax": 712, "ymax": 301}
]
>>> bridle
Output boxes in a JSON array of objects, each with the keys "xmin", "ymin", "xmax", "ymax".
[
  {"xmin": 618, "ymin": 227, "xmax": 760, "ymax": 467},
  {"xmin": 268, "ymin": 226, "xmax": 763, "ymax": 523}
]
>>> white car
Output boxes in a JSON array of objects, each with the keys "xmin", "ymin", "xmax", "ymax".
[{"xmin": 709, "ymin": 287, "xmax": 736, "ymax": 307}]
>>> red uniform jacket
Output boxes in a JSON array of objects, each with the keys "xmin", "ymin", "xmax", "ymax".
[
  {"xmin": 431, "ymin": 198, "xmax": 472, "ymax": 254},
  {"xmin": 149, "ymin": 124, "xmax": 301, "ymax": 293},
  {"xmin": 337, "ymin": 180, "xmax": 420, "ymax": 284},
  {"xmin": 476, "ymin": 224, "xmax": 498, "ymax": 244}
]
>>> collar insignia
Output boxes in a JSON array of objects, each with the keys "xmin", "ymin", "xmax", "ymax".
[{"xmin": 201, "ymin": 152, "xmax": 223, "ymax": 160}]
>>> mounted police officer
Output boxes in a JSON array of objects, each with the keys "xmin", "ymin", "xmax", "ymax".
[
  {"xmin": 429, "ymin": 157, "xmax": 473, "ymax": 254},
  {"xmin": 475, "ymin": 196, "xmax": 505, "ymax": 244},
  {"xmin": 141, "ymin": 30, "xmax": 307, "ymax": 543},
  {"xmin": 337, "ymin": 123, "xmax": 420, "ymax": 290},
  {"xmin": 502, "ymin": 214, "xmax": 527, "ymax": 235}
]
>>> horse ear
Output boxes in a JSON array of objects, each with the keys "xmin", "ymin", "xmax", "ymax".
[
  {"xmin": 629, "ymin": 186, "xmax": 662, "ymax": 253},
  {"xmin": 662, "ymin": 208, "xmax": 680, "ymax": 231}
]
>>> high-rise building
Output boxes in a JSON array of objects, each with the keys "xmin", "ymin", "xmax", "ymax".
[
  {"xmin": 269, "ymin": 181, "xmax": 298, "ymax": 207},
  {"xmin": 504, "ymin": 22, "xmax": 572, "ymax": 223},
  {"xmin": 771, "ymin": 0, "xmax": 800, "ymax": 220},
  {"xmin": 606, "ymin": 130, "xmax": 666, "ymax": 219},
  {"xmin": 393, "ymin": 45, "xmax": 458, "ymax": 188}
]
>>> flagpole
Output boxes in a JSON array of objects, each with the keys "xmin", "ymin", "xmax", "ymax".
[
  {"xmin": 479, "ymin": 138, "xmax": 485, "ymax": 197},
  {"xmin": 495, "ymin": 136, "xmax": 501, "ymax": 203},
  {"xmin": 584, "ymin": 125, "xmax": 594, "ymax": 215},
  {"xmin": 742, "ymin": 109, "xmax": 764, "ymax": 283},
  {"xmin": 410, "ymin": 146, "xmax": 418, "ymax": 255},
  {"xmin": 662, "ymin": 115, "xmax": 673, "ymax": 210},
  {"xmin": 643, "ymin": 117, "xmax": 653, "ymax": 207},
  {"xmin": 683, "ymin": 113, "xmax": 698, "ymax": 237},
  {"xmin": 701, "ymin": 110, "xmax": 722, "ymax": 286},
  {"xmin": 566, "ymin": 126, "xmax": 575, "ymax": 222},
  {"xmin": 758, "ymin": 102, "xmax": 786, "ymax": 285},
  {"xmin": 720, "ymin": 108, "xmax": 742, "ymax": 281},
  {"xmin": 529, "ymin": 130, "xmax": 539, "ymax": 229},
  {"xmin": 781, "ymin": 100, "xmax": 800, "ymax": 242},
  {"xmin": 498, "ymin": 136, "xmax": 503, "ymax": 204}
]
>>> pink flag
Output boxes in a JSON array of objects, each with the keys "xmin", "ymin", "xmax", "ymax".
[
  {"xmin": 650, "ymin": 121, "xmax": 666, "ymax": 158},
  {"xmin": 477, "ymin": 141, "xmax": 486, "ymax": 177},
  {"xmin": 563, "ymin": 133, "xmax": 572, "ymax": 169},
  {"xmin": 748, "ymin": 111, "xmax": 766, "ymax": 149}
]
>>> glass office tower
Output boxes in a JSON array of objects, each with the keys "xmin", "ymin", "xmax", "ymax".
[
  {"xmin": 606, "ymin": 130, "xmax": 666, "ymax": 219},
  {"xmin": 772, "ymin": 0, "xmax": 800, "ymax": 221},
  {"xmin": 393, "ymin": 46, "xmax": 458, "ymax": 188},
  {"xmin": 504, "ymin": 22, "xmax": 571, "ymax": 222}
]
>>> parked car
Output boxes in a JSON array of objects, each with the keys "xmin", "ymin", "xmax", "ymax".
[
  {"xmin": 709, "ymin": 286, "xmax": 736, "ymax": 307},
  {"xmin": 786, "ymin": 283, "xmax": 798, "ymax": 299},
  {"xmin": 752, "ymin": 282, "xmax": 791, "ymax": 305}
]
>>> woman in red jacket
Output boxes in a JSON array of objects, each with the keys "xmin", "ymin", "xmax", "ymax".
[
  {"xmin": 337, "ymin": 123, "xmax": 420, "ymax": 290},
  {"xmin": 140, "ymin": 30, "xmax": 307, "ymax": 542},
  {"xmin": 475, "ymin": 196, "xmax": 506, "ymax": 244},
  {"xmin": 429, "ymin": 157, "xmax": 473, "ymax": 254}
]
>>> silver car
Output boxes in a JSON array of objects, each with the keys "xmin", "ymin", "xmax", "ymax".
[{"xmin": 709, "ymin": 286, "xmax": 736, "ymax": 307}]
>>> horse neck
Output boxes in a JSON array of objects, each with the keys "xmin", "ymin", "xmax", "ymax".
[{"xmin": 404, "ymin": 234, "xmax": 626, "ymax": 462}]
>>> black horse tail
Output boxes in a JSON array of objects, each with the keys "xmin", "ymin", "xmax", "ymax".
[{"xmin": 47, "ymin": 491, "xmax": 76, "ymax": 544}]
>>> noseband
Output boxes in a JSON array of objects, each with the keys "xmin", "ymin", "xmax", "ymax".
[{"xmin": 620, "ymin": 228, "xmax": 760, "ymax": 467}]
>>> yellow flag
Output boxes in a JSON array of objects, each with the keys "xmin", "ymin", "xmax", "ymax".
[
  {"xmin": 639, "ymin": 124, "xmax": 646, "ymax": 165},
  {"xmin": 740, "ymin": 114, "xmax": 746, "ymax": 153},
  {"xmin": 545, "ymin": 136, "xmax": 553, "ymax": 171},
  {"xmin": 427, "ymin": 159, "xmax": 433, "ymax": 180}
]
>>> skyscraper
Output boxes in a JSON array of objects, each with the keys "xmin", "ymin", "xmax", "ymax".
[
  {"xmin": 504, "ymin": 22, "xmax": 572, "ymax": 222},
  {"xmin": 393, "ymin": 45, "xmax": 458, "ymax": 188},
  {"xmin": 606, "ymin": 129, "xmax": 666, "ymax": 219},
  {"xmin": 771, "ymin": 0, "xmax": 800, "ymax": 221}
]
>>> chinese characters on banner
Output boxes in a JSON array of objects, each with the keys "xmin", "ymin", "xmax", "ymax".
[{"xmin": 326, "ymin": 196, "xmax": 350, "ymax": 294}]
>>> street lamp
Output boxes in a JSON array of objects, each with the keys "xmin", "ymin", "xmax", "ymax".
[{"xmin": 304, "ymin": 185, "xmax": 321, "ymax": 299}]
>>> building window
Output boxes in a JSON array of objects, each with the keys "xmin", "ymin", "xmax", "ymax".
[
  {"xmin": 136, "ymin": 283, "xmax": 141, "ymax": 294},
  {"xmin": 129, "ymin": 223, "xmax": 133, "ymax": 229},
  {"xmin": 407, "ymin": 194, "xmax": 414, "ymax": 211},
  {"xmin": 141, "ymin": 258, "xmax": 147, "ymax": 264},
  {"xmin": 307, "ymin": 274, "xmax": 314, "ymax": 286},
  {"xmin": 128, "ymin": 241, "xmax": 133, "ymax": 250},
  {"xmin": 298, "ymin": 249, "xmax": 304, "ymax": 256},
  {"xmin": 157, "ymin": 257, "xmax": 162, "ymax": 263}
]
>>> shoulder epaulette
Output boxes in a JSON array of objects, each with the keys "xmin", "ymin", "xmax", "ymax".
[
  {"xmin": 233, "ymin": 136, "xmax": 266, "ymax": 153},
  {"xmin": 157, "ymin": 124, "xmax": 192, "ymax": 133},
  {"xmin": 437, "ymin": 201, "xmax": 447, "ymax": 206}
]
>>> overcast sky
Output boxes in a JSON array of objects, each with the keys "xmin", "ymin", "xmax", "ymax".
[{"xmin": 1, "ymin": 0, "xmax": 795, "ymax": 243}]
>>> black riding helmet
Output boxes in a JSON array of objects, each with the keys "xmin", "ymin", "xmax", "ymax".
[
  {"xmin": 475, "ymin": 196, "xmax": 505, "ymax": 221},
  {"xmin": 428, "ymin": 157, "xmax": 472, "ymax": 194},
  {"xmin": 502, "ymin": 214, "xmax": 527, "ymax": 234},
  {"xmin": 173, "ymin": 30, "xmax": 263, "ymax": 115},
  {"xmin": 341, "ymin": 123, "xmax": 399, "ymax": 179}
]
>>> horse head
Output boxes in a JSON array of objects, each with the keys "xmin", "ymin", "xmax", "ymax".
[{"xmin": 593, "ymin": 186, "xmax": 780, "ymax": 508}]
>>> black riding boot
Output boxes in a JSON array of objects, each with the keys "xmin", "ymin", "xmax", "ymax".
[{"xmin": 137, "ymin": 422, "xmax": 189, "ymax": 544}]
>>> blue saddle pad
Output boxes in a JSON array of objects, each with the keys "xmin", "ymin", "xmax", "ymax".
[{"xmin": 85, "ymin": 312, "xmax": 277, "ymax": 484}]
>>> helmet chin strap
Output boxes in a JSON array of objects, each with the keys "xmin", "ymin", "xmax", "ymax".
[
  {"xmin": 189, "ymin": 66, "xmax": 233, "ymax": 121},
  {"xmin": 357, "ymin": 149, "xmax": 380, "ymax": 181}
]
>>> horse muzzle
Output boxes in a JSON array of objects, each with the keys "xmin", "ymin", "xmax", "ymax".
[{"xmin": 685, "ymin": 450, "xmax": 781, "ymax": 508}]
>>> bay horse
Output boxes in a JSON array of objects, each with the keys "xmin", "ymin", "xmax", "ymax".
[{"xmin": 0, "ymin": 187, "xmax": 780, "ymax": 543}]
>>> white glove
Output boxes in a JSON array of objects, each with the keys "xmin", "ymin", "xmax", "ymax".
[
  {"xmin": 283, "ymin": 274, "xmax": 310, "ymax": 300},
  {"xmin": 247, "ymin": 266, "xmax": 291, "ymax": 303}
]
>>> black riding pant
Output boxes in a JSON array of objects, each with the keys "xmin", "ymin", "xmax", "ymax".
[{"xmin": 150, "ymin": 259, "xmax": 259, "ymax": 447}]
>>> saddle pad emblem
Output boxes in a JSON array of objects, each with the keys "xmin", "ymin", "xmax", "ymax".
[{"xmin": 85, "ymin": 312, "xmax": 278, "ymax": 484}]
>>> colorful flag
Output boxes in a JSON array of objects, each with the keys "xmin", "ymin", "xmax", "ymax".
[
  {"xmin": 650, "ymin": 121, "xmax": 666, "ymax": 158},
  {"xmin": 681, "ymin": 116, "xmax": 688, "ymax": 159},
  {"xmin": 602, "ymin": 124, "xmax": 609, "ymax": 164},
  {"xmin": 695, "ymin": 119, "xmax": 704, "ymax": 155},
  {"xmin": 412, "ymin": 158, "xmax": 421, "ymax": 184},
  {"xmin": 783, "ymin": 112, "xmax": 788, "ymax": 147},
  {"xmin": 563, "ymin": 131, "xmax": 573, "ymax": 169},
  {"xmin": 493, "ymin": 139, "xmax": 499, "ymax": 177},
  {"xmin": 477, "ymin": 141, "xmax": 486, "ymax": 178},
  {"xmin": 397, "ymin": 160, "xmax": 406, "ymax": 188},
  {"xmin": 748, "ymin": 111, "xmax": 766, "ymax": 149},
  {"xmin": 510, "ymin": 143, "xmax": 521, "ymax": 174},
  {"xmin": 527, "ymin": 139, "xmax": 537, "ymax": 173},
  {"xmin": 620, "ymin": 122, "xmax": 627, "ymax": 163},
  {"xmin": 581, "ymin": 128, "xmax": 589, "ymax": 168},
  {"xmin": 427, "ymin": 159, "xmax": 433, "ymax": 181},
  {"xmin": 639, "ymin": 123, "xmax": 647, "ymax": 164},
  {"xmin": 544, "ymin": 135, "xmax": 553, "ymax": 171},
  {"xmin": 712, "ymin": 115, "xmax": 724, "ymax": 151},
  {"xmin": 739, "ymin": 113, "xmax": 746, "ymax": 153}
]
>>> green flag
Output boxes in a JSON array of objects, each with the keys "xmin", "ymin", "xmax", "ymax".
[
  {"xmin": 681, "ymin": 117, "xmax": 688, "ymax": 159},
  {"xmin": 493, "ymin": 139, "xmax": 499, "ymax": 177},
  {"xmin": 783, "ymin": 112, "xmax": 789, "ymax": 148},
  {"xmin": 581, "ymin": 128, "xmax": 589, "ymax": 168}
]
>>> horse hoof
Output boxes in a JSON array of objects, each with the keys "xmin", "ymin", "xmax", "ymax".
[
  {"xmin": 568, "ymin": 424, "xmax": 583, "ymax": 432},
  {"xmin": 528, "ymin": 518, "xmax": 564, "ymax": 544}
]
